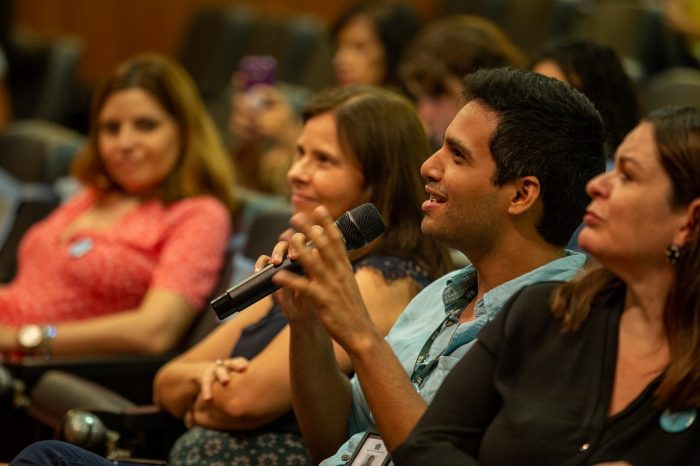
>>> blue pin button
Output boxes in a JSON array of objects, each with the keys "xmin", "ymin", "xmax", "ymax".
[
  {"xmin": 68, "ymin": 238, "xmax": 94, "ymax": 258},
  {"xmin": 660, "ymin": 408, "xmax": 697, "ymax": 433}
]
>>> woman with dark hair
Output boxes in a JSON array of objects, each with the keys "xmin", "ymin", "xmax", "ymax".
[
  {"xmin": 531, "ymin": 38, "xmax": 642, "ymax": 158},
  {"xmin": 11, "ymin": 85, "xmax": 453, "ymax": 465},
  {"xmin": 0, "ymin": 54, "xmax": 236, "ymax": 357},
  {"xmin": 330, "ymin": 0, "xmax": 422, "ymax": 90},
  {"xmin": 393, "ymin": 106, "xmax": 700, "ymax": 465}
]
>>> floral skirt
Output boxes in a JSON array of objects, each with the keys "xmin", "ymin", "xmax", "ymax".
[{"xmin": 169, "ymin": 426, "xmax": 312, "ymax": 466}]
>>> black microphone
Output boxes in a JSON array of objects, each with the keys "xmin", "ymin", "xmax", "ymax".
[{"xmin": 210, "ymin": 203, "xmax": 386, "ymax": 320}]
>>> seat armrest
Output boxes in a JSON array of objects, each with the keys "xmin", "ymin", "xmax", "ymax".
[
  {"xmin": 26, "ymin": 370, "xmax": 184, "ymax": 460},
  {"xmin": 3, "ymin": 353, "xmax": 174, "ymax": 404},
  {"xmin": 28, "ymin": 370, "xmax": 135, "ymax": 431}
]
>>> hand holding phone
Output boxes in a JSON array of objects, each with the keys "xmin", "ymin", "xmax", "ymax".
[
  {"xmin": 238, "ymin": 55, "xmax": 278, "ymax": 90},
  {"xmin": 237, "ymin": 55, "xmax": 278, "ymax": 111}
]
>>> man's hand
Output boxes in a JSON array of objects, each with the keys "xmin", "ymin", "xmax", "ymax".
[{"xmin": 272, "ymin": 206, "xmax": 382, "ymax": 353}]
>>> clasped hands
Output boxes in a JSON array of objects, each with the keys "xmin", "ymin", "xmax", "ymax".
[{"xmin": 184, "ymin": 356, "xmax": 249, "ymax": 428}]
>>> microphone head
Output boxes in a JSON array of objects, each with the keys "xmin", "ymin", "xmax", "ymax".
[
  {"xmin": 62, "ymin": 409, "xmax": 107, "ymax": 450},
  {"xmin": 336, "ymin": 203, "xmax": 386, "ymax": 250}
]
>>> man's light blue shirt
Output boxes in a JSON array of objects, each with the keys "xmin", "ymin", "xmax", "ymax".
[{"xmin": 321, "ymin": 251, "xmax": 587, "ymax": 465}]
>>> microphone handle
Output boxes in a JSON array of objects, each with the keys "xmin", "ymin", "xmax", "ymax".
[{"xmin": 210, "ymin": 257, "xmax": 303, "ymax": 320}]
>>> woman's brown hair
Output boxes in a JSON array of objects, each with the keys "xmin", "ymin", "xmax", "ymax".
[
  {"xmin": 551, "ymin": 106, "xmax": 700, "ymax": 410},
  {"xmin": 71, "ymin": 53, "xmax": 237, "ymax": 212},
  {"xmin": 400, "ymin": 15, "xmax": 524, "ymax": 98},
  {"xmin": 302, "ymin": 85, "xmax": 453, "ymax": 279}
]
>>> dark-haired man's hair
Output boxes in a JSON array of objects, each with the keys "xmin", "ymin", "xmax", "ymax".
[{"xmin": 463, "ymin": 67, "xmax": 605, "ymax": 246}]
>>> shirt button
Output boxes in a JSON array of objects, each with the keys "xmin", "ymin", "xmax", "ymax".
[
  {"xmin": 579, "ymin": 442, "xmax": 590, "ymax": 452},
  {"xmin": 341, "ymin": 454, "xmax": 350, "ymax": 461}
]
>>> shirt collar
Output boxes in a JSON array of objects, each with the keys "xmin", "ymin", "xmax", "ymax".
[{"xmin": 441, "ymin": 250, "xmax": 587, "ymax": 319}]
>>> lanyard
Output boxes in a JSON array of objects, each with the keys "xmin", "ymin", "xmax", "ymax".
[{"xmin": 410, "ymin": 285, "xmax": 477, "ymax": 388}]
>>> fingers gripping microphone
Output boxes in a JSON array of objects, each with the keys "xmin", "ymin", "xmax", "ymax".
[{"xmin": 210, "ymin": 203, "xmax": 385, "ymax": 320}]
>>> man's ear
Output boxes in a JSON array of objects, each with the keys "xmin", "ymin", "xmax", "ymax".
[
  {"xmin": 674, "ymin": 198, "xmax": 700, "ymax": 247},
  {"xmin": 507, "ymin": 176, "xmax": 541, "ymax": 215}
]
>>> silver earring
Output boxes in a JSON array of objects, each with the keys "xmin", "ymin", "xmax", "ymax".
[{"xmin": 665, "ymin": 244, "xmax": 682, "ymax": 264}]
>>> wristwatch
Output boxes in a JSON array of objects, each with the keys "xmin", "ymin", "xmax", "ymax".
[{"xmin": 17, "ymin": 324, "xmax": 57, "ymax": 356}]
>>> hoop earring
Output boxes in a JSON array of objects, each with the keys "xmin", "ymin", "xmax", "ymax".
[{"xmin": 665, "ymin": 244, "xmax": 682, "ymax": 264}]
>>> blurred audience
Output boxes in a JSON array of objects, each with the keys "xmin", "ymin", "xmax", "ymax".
[
  {"xmin": 269, "ymin": 67, "xmax": 604, "ymax": 465},
  {"xmin": 400, "ymin": 15, "xmax": 525, "ymax": 149},
  {"xmin": 531, "ymin": 38, "xmax": 642, "ymax": 160},
  {"xmin": 394, "ymin": 105, "xmax": 700, "ymax": 465},
  {"xmin": 230, "ymin": 0, "xmax": 422, "ymax": 197},
  {"xmin": 0, "ymin": 54, "xmax": 237, "ymax": 358}
]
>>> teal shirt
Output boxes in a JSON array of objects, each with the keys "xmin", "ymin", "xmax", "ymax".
[{"xmin": 322, "ymin": 251, "xmax": 588, "ymax": 466}]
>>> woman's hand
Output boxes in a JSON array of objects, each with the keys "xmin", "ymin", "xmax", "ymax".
[
  {"xmin": 198, "ymin": 357, "xmax": 250, "ymax": 401},
  {"xmin": 254, "ymin": 236, "xmax": 291, "ymax": 272},
  {"xmin": 252, "ymin": 223, "xmax": 321, "ymax": 272}
]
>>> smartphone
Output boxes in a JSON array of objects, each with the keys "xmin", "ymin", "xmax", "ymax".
[
  {"xmin": 347, "ymin": 430, "xmax": 391, "ymax": 466},
  {"xmin": 238, "ymin": 55, "xmax": 277, "ymax": 90}
]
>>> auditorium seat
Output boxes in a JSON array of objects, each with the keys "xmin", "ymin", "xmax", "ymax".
[
  {"xmin": 496, "ymin": 0, "xmax": 580, "ymax": 57},
  {"xmin": 440, "ymin": 0, "xmax": 582, "ymax": 58},
  {"xmin": 6, "ymin": 35, "xmax": 87, "ymax": 129},
  {"xmin": 643, "ymin": 67, "xmax": 700, "ymax": 112},
  {"xmin": 573, "ymin": 0, "xmax": 688, "ymax": 81},
  {"xmin": 0, "ymin": 121, "xmax": 85, "ymax": 283},
  {"xmin": 180, "ymin": 5, "xmax": 259, "ymax": 101}
]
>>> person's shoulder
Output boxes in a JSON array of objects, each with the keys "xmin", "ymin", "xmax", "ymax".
[
  {"xmin": 499, "ymin": 281, "xmax": 565, "ymax": 336},
  {"xmin": 160, "ymin": 196, "xmax": 232, "ymax": 235},
  {"xmin": 352, "ymin": 254, "xmax": 431, "ymax": 287},
  {"xmin": 58, "ymin": 187, "xmax": 96, "ymax": 211},
  {"xmin": 505, "ymin": 281, "xmax": 563, "ymax": 314},
  {"xmin": 515, "ymin": 281, "xmax": 564, "ymax": 300},
  {"xmin": 167, "ymin": 195, "xmax": 230, "ymax": 218}
]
